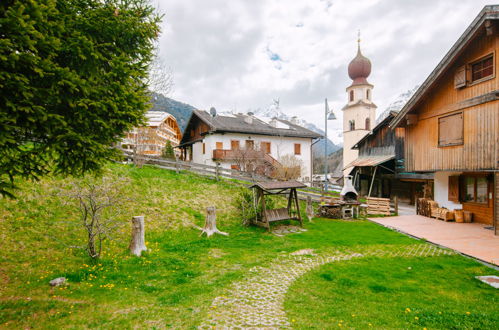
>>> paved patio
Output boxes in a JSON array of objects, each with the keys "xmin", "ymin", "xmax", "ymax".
[{"xmin": 370, "ymin": 215, "xmax": 499, "ymax": 266}]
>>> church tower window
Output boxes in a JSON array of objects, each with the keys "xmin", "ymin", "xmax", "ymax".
[
  {"xmin": 366, "ymin": 89, "xmax": 370, "ymax": 100},
  {"xmin": 365, "ymin": 118, "xmax": 370, "ymax": 130},
  {"xmin": 349, "ymin": 90, "xmax": 354, "ymax": 102},
  {"xmin": 349, "ymin": 120, "xmax": 355, "ymax": 131}
]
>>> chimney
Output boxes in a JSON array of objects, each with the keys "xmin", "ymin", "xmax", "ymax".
[
  {"xmin": 244, "ymin": 111, "xmax": 254, "ymax": 124},
  {"xmin": 291, "ymin": 116, "xmax": 298, "ymax": 125},
  {"xmin": 269, "ymin": 117, "xmax": 277, "ymax": 127}
]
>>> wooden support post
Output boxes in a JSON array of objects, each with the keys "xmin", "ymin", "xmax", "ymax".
[
  {"xmin": 175, "ymin": 158, "xmax": 179, "ymax": 174},
  {"xmin": 394, "ymin": 195, "xmax": 398, "ymax": 215},
  {"xmin": 261, "ymin": 190, "xmax": 269, "ymax": 231},
  {"xmin": 368, "ymin": 166, "xmax": 378, "ymax": 197},
  {"xmin": 129, "ymin": 216, "xmax": 147, "ymax": 257},
  {"xmin": 215, "ymin": 163, "xmax": 220, "ymax": 181},
  {"xmin": 293, "ymin": 188, "xmax": 302, "ymax": 226}
]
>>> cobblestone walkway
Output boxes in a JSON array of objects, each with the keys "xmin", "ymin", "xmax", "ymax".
[{"xmin": 199, "ymin": 244, "xmax": 454, "ymax": 329}]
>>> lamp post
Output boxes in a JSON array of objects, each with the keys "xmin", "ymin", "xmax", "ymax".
[{"xmin": 324, "ymin": 98, "xmax": 336, "ymax": 192}]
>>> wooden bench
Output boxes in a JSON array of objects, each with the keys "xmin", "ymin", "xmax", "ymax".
[
  {"xmin": 366, "ymin": 197, "xmax": 391, "ymax": 215},
  {"xmin": 264, "ymin": 208, "xmax": 293, "ymax": 222}
]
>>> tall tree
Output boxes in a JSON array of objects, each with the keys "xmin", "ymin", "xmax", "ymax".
[{"xmin": 0, "ymin": 0, "xmax": 161, "ymax": 197}]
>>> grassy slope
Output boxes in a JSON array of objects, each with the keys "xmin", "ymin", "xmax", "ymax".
[{"xmin": 0, "ymin": 164, "xmax": 496, "ymax": 328}]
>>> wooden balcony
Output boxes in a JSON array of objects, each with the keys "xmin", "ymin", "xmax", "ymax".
[{"xmin": 213, "ymin": 149, "xmax": 237, "ymax": 160}]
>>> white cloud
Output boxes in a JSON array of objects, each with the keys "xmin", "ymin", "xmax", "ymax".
[{"xmin": 154, "ymin": 0, "xmax": 492, "ymax": 134}]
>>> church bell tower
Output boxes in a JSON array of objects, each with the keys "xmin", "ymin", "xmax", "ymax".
[{"xmin": 342, "ymin": 35, "xmax": 377, "ymax": 176}]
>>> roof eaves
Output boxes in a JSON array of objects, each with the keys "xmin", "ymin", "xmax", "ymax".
[{"xmin": 390, "ymin": 5, "xmax": 499, "ymax": 128}]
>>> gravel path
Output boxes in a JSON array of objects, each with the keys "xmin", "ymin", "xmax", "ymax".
[{"xmin": 199, "ymin": 244, "xmax": 454, "ymax": 329}]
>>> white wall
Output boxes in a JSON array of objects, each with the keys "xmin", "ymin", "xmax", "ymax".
[
  {"xmin": 434, "ymin": 171, "xmax": 463, "ymax": 210},
  {"xmin": 191, "ymin": 132, "xmax": 313, "ymax": 181}
]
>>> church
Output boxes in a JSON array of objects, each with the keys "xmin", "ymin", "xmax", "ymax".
[{"xmin": 342, "ymin": 39, "xmax": 377, "ymax": 176}]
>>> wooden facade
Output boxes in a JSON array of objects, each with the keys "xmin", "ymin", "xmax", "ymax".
[
  {"xmin": 401, "ymin": 23, "xmax": 498, "ymax": 172},
  {"xmin": 392, "ymin": 7, "xmax": 499, "ymax": 228},
  {"xmin": 121, "ymin": 112, "xmax": 182, "ymax": 157},
  {"xmin": 350, "ymin": 113, "xmax": 432, "ymax": 203}
]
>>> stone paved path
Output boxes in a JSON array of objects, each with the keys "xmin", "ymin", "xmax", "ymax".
[{"xmin": 199, "ymin": 244, "xmax": 454, "ymax": 329}]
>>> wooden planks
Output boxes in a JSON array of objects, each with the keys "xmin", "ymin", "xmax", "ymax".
[
  {"xmin": 366, "ymin": 197, "xmax": 391, "ymax": 215},
  {"xmin": 405, "ymin": 103, "xmax": 499, "ymax": 172},
  {"xmin": 264, "ymin": 208, "xmax": 290, "ymax": 222}
]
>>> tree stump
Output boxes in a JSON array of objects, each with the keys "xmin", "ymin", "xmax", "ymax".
[
  {"xmin": 306, "ymin": 196, "xmax": 314, "ymax": 222},
  {"xmin": 199, "ymin": 207, "xmax": 229, "ymax": 237},
  {"xmin": 129, "ymin": 216, "xmax": 147, "ymax": 256}
]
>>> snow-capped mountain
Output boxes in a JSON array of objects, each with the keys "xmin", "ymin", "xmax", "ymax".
[
  {"xmin": 221, "ymin": 102, "xmax": 342, "ymax": 155},
  {"xmin": 376, "ymin": 85, "xmax": 420, "ymax": 124}
]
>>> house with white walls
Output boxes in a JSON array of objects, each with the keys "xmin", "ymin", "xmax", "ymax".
[{"xmin": 178, "ymin": 110, "xmax": 321, "ymax": 182}]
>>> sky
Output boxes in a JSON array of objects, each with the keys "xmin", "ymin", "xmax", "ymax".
[{"xmin": 153, "ymin": 0, "xmax": 493, "ymax": 135}]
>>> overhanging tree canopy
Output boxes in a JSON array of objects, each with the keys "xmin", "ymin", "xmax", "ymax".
[{"xmin": 0, "ymin": 0, "xmax": 161, "ymax": 196}]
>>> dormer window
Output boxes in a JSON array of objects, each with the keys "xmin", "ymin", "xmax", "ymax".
[
  {"xmin": 349, "ymin": 120, "xmax": 355, "ymax": 131},
  {"xmin": 349, "ymin": 90, "xmax": 354, "ymax": 102}
]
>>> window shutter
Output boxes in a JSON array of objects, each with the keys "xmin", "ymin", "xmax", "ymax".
[
  {"xmin": 454, "ymin": 65, "xmax": 466, "ymax": 88},
  {"xmin": 448, "ymin": 175, "xmax": 460, "ymax": 202},
  {"xmin": 438, "ymin": 112, "xmax": 463, "ymax": 146}
]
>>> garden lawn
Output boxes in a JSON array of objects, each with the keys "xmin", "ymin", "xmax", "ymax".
[
  {"xmin": 0, "ymin": 164, "xmax": 497, "ymax": 328},
  {"xmin": 286, "ymin": 255, "xmax": 499, "ymax": 329}
]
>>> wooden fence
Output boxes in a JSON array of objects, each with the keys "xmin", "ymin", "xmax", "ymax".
[{"xmin": 122, "ymin": 152, "xmax": 341, "ymax": 203}]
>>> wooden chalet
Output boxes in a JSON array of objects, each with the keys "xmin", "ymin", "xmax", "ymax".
[
  {"xmin": 347, "ymin": 112, "xmax": 433, "ymax": 204},
  {"xmin": 120, "ymin": 111, "xmax": 182, "ymax": 157},
  {"xmin": 391, "ymin": 5, "xmax": 499, "ymax": 231}
]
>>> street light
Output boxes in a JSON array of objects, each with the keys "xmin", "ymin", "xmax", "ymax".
[{"xmin": 324, "ymin": 98, "xmax": 336, "ymax": 192}]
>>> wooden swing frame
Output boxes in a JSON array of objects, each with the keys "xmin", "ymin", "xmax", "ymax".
[{"xmin": 250, "ymin": 181, "xmax": 305, "ymax": 231}]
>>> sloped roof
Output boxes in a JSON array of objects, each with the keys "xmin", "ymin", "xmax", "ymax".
[
  {"xmin": 344, "ymin": 155, "xmax": 395, "ymax": 169},
  {"xmin": 250, "ymin": 180, "xmax": 306, "ymax": 190},
  {"xmin": 352, "ymin": 111, "xmax": 398, "ymax": 149},
  {"xmin": 145, "ymin": 111, "xmax": 176, "ymax": 127},
  {"xmin": 193, "ymin": 110, "xmax": 321, "ymax": 139},
  {"xmin": 391, "ymin": 5, "xmax": 499, "ymax": 127}
]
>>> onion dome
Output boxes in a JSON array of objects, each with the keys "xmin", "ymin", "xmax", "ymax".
[{"xmin": 348, "ymin": 43, "xmax": 371, "ymax": 85}]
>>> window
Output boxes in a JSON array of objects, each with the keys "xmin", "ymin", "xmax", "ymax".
[
  {"xmin": 365, "ymin": 118, "xmax": 370, "ymax": 130},
  {"xmin": 246, "ymin": 140, "xmax": 254, "ymax": 150},
  {"xmin": 202, "ymin": 143, "xmax": 206, "ymax": 154},
  {"xmin": 463, "ymin": 176, "xmax": 489, "ymax": 204},
  {"xmin": 366, "ymin": 89, "xmax": 370, "ymax": 100},
  {"xmin": 294, "ymin": 143, "xmax": 301, "ymax": 155},
  {"xmin": 471, "ymin": 54, "xmax": 493, "ymax": 82},
  {"xmin": 231, "ymin": 140, "xmax": 240, "ymax": 150},
  {"xmin": 438, "ymin": 112, "xmax": 463, "ymax": 147},
  {"xmin": 349, "ymin": 90, "xmax": 354, "ymax": 102},
  {"xmin": 261, "ymin": 142, "xmax": 271, "ymax": 154},
  {"xmin": 216, "ymin": 142, "xmax": 223, "ymax": 149},
  {"xmin": 231, "ymin": 164, "xmax": 240, "ymax": 170},
  {"xmin": 349, "ymin": 120, "xmax": 355, "ymax": 131}
]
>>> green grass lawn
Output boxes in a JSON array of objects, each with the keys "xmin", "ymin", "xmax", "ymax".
[
  {"xmin": 286, "ymin": 256, "xmax": 498, "ymax": 329},
  {"xmin": 0, "ymin": 164, "xmax": 497, "ymax": 328}
]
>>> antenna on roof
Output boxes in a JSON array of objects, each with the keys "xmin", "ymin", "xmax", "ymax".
[{"xmin": 209, "ymin": 107, "xmax": 217, "ymax": 117}]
